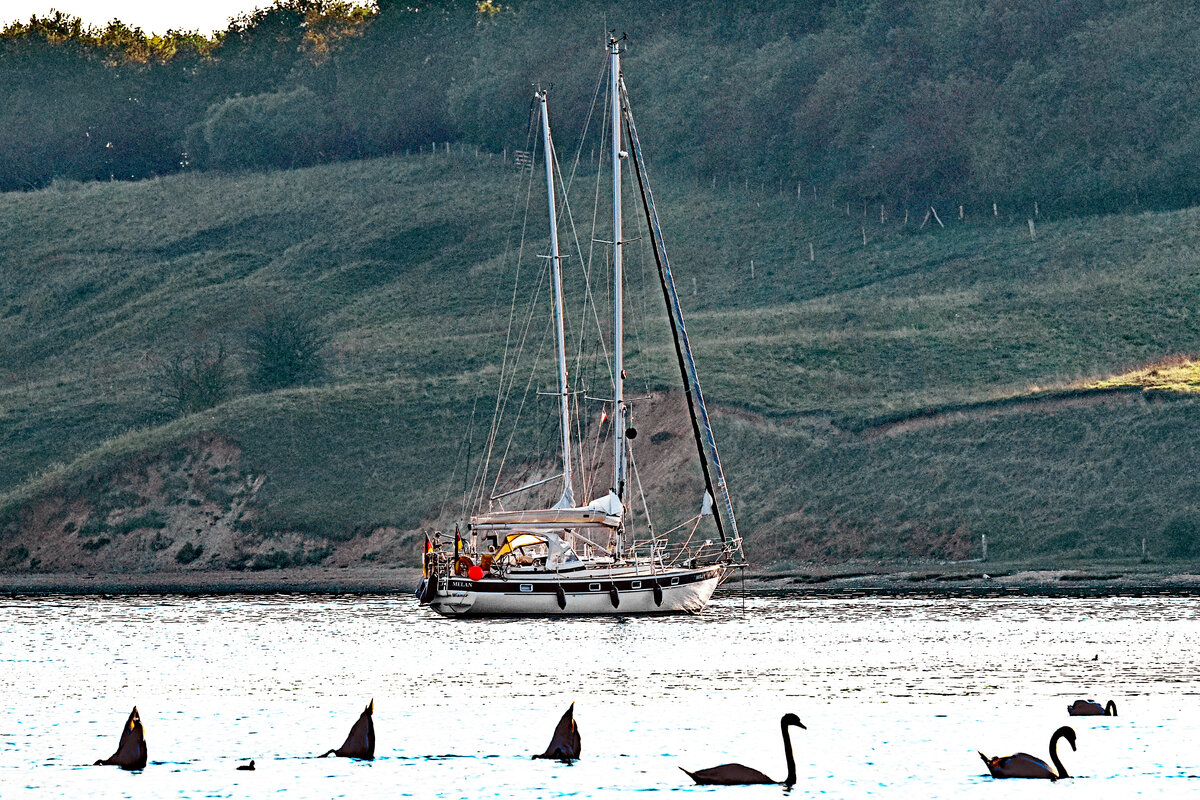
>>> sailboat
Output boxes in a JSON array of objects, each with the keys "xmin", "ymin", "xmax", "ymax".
[{"xmin": 417, "ymin": 37, "xmax": 744, "ymax": 616}]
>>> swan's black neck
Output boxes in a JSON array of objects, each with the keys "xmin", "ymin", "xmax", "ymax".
[
  {"xmin": 1105, "ymin": 700, "xmax": 1117, "ymax": 716},
  {"xmin": 781, "ymin": 718, "xmax": 797, "ymax": 786},
  {"xmin": 1048, "ymin": 729, "xmax": 1070, "ymax": 779}
]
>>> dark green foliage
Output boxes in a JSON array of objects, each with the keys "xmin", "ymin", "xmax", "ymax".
[
  {"xmin": 2, "ymin": 545, "xmax": 29, "ymax": 567},
  {"xmin": 245, "ymin": 307, "xmax": 328, "ymax": 392},
  {"xmin": 249, "ymin": 548, "xmax": 329, "ymax": 569},
  {"xmin": 81, "ymin": 536, "xmax": 111, "ymax": 551},
  {"xmin": 193, "ymin": 86, "xmax": 338, "ymax": 171},
  {"xmin": 156, "ymin": 342, "xmax": 231, "ymax": 414},
  {"xmin": 248, "ymin": 546, "xmax": 331, "ymax": 569},
  {"xmin": 6, "ymin": 1, "xmax": 1200, "ymax": 213},
  {"xmin": 77, "ymin": 519, "xmax": 107, "ymax": 538},
  {"xmin": 109, "ymin": 511, "xmax": 167, "ymax": 534},
  {"xmin": 1163, "ymin": 515, "xmax": 1200, "ymax": 558},
  {"xmin": 175, "ymin": 541, "xmax": 204, "ymax": 564}
]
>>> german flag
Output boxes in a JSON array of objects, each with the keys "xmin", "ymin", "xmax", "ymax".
[{"xmin": 421, "ymin": 535, "xmax": 433, "ymax": 578}]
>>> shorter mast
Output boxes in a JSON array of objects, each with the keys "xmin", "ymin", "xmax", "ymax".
[{"xmin": 536, "ymin": 89, "xmax": 574, "ymax": 509}]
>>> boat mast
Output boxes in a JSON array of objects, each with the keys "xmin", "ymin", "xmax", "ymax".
[
  {"xmin": 536, "ymin": 89, "xmax": 574, "ymax": 509},
  {"xmin": 609, "ymin": 35, "xmax": 628, "ymax": 515}
]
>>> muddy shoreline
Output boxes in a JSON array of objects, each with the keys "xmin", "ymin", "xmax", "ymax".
[{"xmin": 3, "ymin": 565, "xmax": 1200, "ymax": 596}]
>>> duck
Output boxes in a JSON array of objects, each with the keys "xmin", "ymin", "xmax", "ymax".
[
  {"xmin": 681, "ymin": 713, "xmax": 805, "ymax": 786},
  {"xmin": 979, "ymin": 725, "xmax": 1076, "ymax": 780},
  {"xmin": 532, "ymin": 703, "xmax": 581, "ymax": 762},
  {"xmin": 236, "ymin": 759, "xmax": 256, "ymax": 771},
  {"xmin": 93, "ymin": 707, "xmax": 147, "ymax": 770},
  {"xmin": 318, "ymin": 699, "xmax": 375, "ymax": 760},
  {"xmin": 1067, "ymin": 699, "xmax": 1116, "ymax": 716}
]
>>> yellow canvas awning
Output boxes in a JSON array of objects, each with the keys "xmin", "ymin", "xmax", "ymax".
[{"xmin": 495, "ymin": 533, "xmax": 548, "ymax": 559}]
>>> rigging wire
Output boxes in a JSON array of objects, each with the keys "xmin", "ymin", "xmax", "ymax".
[
  {"xmin": 626, "ymin": 427, "xmax": 656, "ymax": 541},
  {"xmin": 488, "ymin": 284, "xmax": 555, "ymax": 505},
  {"xmin": 441, "ymin": 390, "xmax": 479, "ymax": 522},
  {"xmin": 470, "ymin": 112, "xmax": 540, "ymax": 513}
]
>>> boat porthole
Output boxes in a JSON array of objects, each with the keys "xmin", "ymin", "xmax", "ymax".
[
  {"xmin": 589, "ymin": 583, "xmax": 601, "ymax": 592},
  {"xmin": 631, "ymin": 580, "xmax": 642, "ymax": 589},
  {"xmin": 519, "ymin": 584, "xmax": 533, "ymax": 593},
  {"xmin": 670, "ymin": 577, "xmax": 680, "ymax": 586}
]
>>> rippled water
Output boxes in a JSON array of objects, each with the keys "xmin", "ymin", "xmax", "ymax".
[{"xmin": 0, "ymin": 593, "xmax": 1197, "ymax": 797}]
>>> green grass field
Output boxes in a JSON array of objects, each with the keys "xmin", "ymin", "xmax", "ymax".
[{"xmin": 3, "ymin": 151, "xmax": 1200, "ymax": 567}]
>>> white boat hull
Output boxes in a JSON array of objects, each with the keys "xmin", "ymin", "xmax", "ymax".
[{"xmin": 426, "ymin": 565, "xmax": 724, "ymax": 617}]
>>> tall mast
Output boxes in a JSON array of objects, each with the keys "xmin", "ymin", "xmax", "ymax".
[
  {"xmin": 536, "ymin": 89, "xmax": 574, "ymax": 509},
  {"xmin": 609, "ymin": 35, "xmax": 628, "ymax": 509}
]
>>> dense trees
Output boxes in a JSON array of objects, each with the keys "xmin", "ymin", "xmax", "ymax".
[{"xmin": 2, "ymin": 0, "xmax": 1199, "ymax": 212}]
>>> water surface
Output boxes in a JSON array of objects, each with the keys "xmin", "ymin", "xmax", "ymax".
[{"xmin": 0, "ymin": 593, "xmax": 1196, "ymax": 797}]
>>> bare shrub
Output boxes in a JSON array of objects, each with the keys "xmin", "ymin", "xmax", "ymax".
[{"xmin": 157, "ymin": 341, "xmax": 230, "ymax": 414}]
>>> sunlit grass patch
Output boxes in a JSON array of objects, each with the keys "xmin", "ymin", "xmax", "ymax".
[{"xmin": 1087, "ymin": 355, "xmax": 1200, "ymax": 393}]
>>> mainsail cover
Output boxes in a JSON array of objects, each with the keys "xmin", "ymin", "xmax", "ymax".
[{"xmin": 471, "ymin": 503, "xmax": 621, "ymax": 530}]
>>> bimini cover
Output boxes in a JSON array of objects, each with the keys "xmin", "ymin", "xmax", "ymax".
[
  {"xmin": 495, "ymin": 533, "xmax": 547, "ymax": 559},
  {"xmin": 495, "ymin": 532, "xmax": 581, "ymax": 568}
]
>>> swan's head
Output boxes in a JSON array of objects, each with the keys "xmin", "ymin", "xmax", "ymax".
[
  {"xmin": 1054, "ymin": 726, "xmax": 1077, "ymax": 751},
  {"xmin": 781, "ymin": 713, "xmax": 806, "ymax": 730}
]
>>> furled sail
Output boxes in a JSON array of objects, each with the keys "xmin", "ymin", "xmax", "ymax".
[{"xmin": 617, "ymin": 78, "xmax": 744, "ymax": 561}]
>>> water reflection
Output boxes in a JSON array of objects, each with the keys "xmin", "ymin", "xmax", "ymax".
[{"xmin": 0, "ymin": 594, "xmax": 1196, "ymax": 797}]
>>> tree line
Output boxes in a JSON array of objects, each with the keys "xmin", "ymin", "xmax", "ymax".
[{"xmin": 3, "ymin": 0, "xmax": 1198, "ymax": 213}]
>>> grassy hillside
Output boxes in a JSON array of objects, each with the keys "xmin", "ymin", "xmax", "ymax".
[{"xmin": 3, "ymin": 151, "xmax": 1200, "ymax": 569}]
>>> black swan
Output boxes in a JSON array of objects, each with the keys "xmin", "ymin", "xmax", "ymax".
[
  {"xmin": 681, "ymin": 713, "xmax": 805, "ymax": 785},
  {"xmin": 533, "ymin": 703, "xmax": 581, "ymax": 762},
  {"xmin": 319, "ymin": 699, "xmax": 375, "ymax": 760},
  {"xmin": 979, "ymin": 725, "xmax": 1076, "ymax": 781},
  {"xmin": 236, "ymin": 759, "xmax": 256, "ymax": 771},
  {"xmin": 1068, "ymin": 699, "xmax": 1116, "ymax": 716},
  {"xmin": 93, "ymin": 707, "xmax": 147, "ymax": 770}
]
